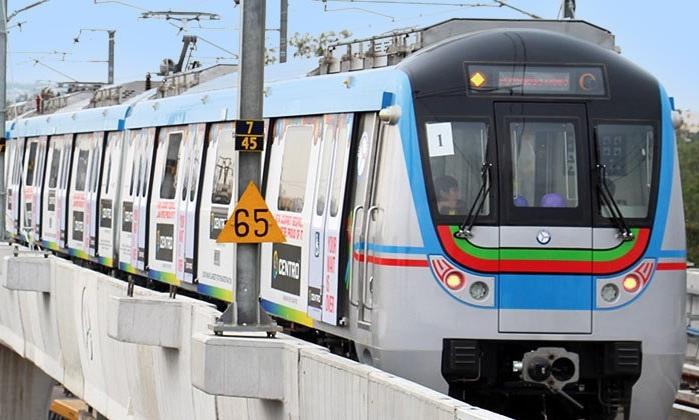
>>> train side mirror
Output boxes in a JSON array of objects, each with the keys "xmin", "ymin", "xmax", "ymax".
[{"xmin": 672, "ymin": 110, "xmax": 684, "ymax": 130}]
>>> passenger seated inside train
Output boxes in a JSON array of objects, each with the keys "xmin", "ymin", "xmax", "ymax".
[
  {"xmin": 435, "ymin": 175, "xmax": 466, "ymax": 215},
  {"xmin": 513, "ymin": 192, "xmax": 567, "ymax": 208}
]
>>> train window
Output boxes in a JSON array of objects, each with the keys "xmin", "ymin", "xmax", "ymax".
[
  {"xmin": 48, "ymin": 146, "xmax": 61, "ymax": 189},
  {"xmin": 141, "ymin": 141, "xmax": 151, "ymax": 198},
  {"xmin": 190, "ymin": 151, "xmax": 200, "ymax": 202},
  {"xmin": 89, "ymin": 143, "xmax": 99, "ymax": 193},
  {"xmin": 426, "ymin": 121, "xmax": 489, "ymax": 216},
  {"xmin": 316, "ymin": 119, "xmax": 336, "ymax": 216},
  {"xmin": 596, "ymin": 124, "xmax": 655, "ymax": 218},
  {"xmin": 60, "ymin": 142, "xmax": 70, "ymax": 189},
  {"xmin": 330, "ymin": 116, "xmax": 351, "ymax": 217},
  {"xmin": 278, "ymin": 125, "xmax": 314, "ymax": 213},
  {"xmin": 510, "ymin": 121, "xmax": 578, "ymax": 208},
  {"xmin": 25, "ymin": 142, "xmax": 37, "ymax": 186},
  {"xmin": 160, "ymin": 132, "xmax": 182, "ymax": 199},
  {"xmin": 211, "ymin": 131, "xmax": 235, "ymax": 205},
  {"xmin": 75, "ymin": 149, "xmax": 89, "ymax": 192},
  {"xmin": 103, "ymin": 142, "xmax": 112, "ymax": 195}
]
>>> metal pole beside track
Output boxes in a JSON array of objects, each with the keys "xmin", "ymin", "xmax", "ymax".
[
  {"xmin": 0, "ymin": 0, "xmax": 8, "ymax": 241},
  {"xmin": 280, "ymin": 0, "xmax": 288, "ymax": 63},
  {"xmin": 108, "ymin": 30, "xmax": 115, "ymax": 85},
  {"xmin": 211, "ymin": 0, "xmax": 279, "ymax": 335}
]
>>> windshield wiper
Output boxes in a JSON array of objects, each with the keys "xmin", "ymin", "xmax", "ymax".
[
  {"xmin": 596, "ymin": 163, "xmax": 634, "ymax": 241},
  {"xmin": 455, "ymin": 162, "xmax": 492, "ymax": 240}
]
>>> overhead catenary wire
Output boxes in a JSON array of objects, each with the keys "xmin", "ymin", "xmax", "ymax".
[
  {"xmin": 31, "ymin": 59, "xmax": 78, "ymax": 82},
  {"xmin": 317, "ymin": 0, "xmax": 541, "ymax": 19}
]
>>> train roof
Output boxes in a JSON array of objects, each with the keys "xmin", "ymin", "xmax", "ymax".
[{"xmin": 5, "ymin": 18, "xmax": 621, "ymax": 139}]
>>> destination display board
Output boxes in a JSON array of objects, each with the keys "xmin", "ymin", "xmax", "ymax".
[{"xmin": 466, "ymin": 64, "xmax": 607, "ymax": 97}]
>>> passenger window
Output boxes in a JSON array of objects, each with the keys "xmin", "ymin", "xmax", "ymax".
[
  {"xmin": 75, "ymin": 149, "xmax": 89, "ymax": 192},
  {"xmin": 330, "ymin": 117, "xmax": 351, "ymax": 217},
  {"xmin": 596, "ymin": 124, "xmax": 655, "ymax": 218},
  {"xmin": 160, "ymin": 132, "xmax": 182, "ymax": 199},
  {"xmin": 89, "ymin": 143, "xmax": 100, "ymax": 193},
  {"xmin": 103, "ymin": 142, "xmax": 112, "ymax": 195},
  {"xmin": 316, "ymin": 120, "xmax": 336, "ymax": 216},
  {"xmin": 48, "ymin": 146, "xmax": 61, "ymax": 189},
  {"xmin": 510, "ymin": 121, "xmax": 578, "ymax": 208},
  {"xmin": 277, "ymin": 125, "xmax": 314, "ymax": 213},
  {"xmin": 211, "ymin": 128, "xmax": 235, "ymax": 205},
  {"xmin": 190, "ymin": 151, "xmax": 200, "ymax": 202},
  {"xmin": 25, "ymin": 142, "xmax": 37, "ymax": 186}
]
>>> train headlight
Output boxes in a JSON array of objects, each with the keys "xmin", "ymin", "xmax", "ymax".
[
  {"xmin": 469, "ymin": 281, "xmax": 489, "ymax": 300},
  {"xmin": 445, "ymin": 272, "xmax": 466, "ymax": 291},
  {"xmin": 601, "ymin": 283, "xmax": 619, "ymax": 303},
  {"xmin": 622, "ymin": 274, "xmax": 640, "ymax": 293}
]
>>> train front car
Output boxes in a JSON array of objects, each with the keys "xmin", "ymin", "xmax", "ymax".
[{"xmin": 394, "ymin": 29, "xmax": 686, "ymax": 419}]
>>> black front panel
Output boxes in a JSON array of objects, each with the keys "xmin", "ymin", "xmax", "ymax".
[
  {"xmin": 495, "ymin": 102, "xmax": 592, "ymax": 227},
  {"xmin": 401, "ymin": 28, "xmax": 661, "ymax": 230}
]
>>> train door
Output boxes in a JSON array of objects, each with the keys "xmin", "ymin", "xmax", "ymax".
[
  {"xmin": 198, "ymin": 122, "xmax": 237, "ymax": 299},
  {"xmin": 6, "ymin": 137, "xmax": 25, "ymax": 238},
  {"xmin": 348, "ymin": 114, "xmax": 384, "ymax": 327},
  {"xmin": 86, "ymin": 133, "xmax": 105, "ymax": 258},
  {"xmin": 149, "ymin": 126, "xmax": 187, "ymax": 284},
  {"xmin": 261, "ymin": 116, "xmax": 323, "ymax": 319},
  {"xmin": 118, "ymin": 130, "xmax": 140, "ymax": 273},
  {"xmin": 68, "ymin": 133, "xmax": 96, "ymax": 259},
  {"xmin": 494, "ymin": 103, "xmax": 593, "ymax": 334},
  {"xmin": 41, "ymin": 134, "xmax": 70, "ymax": 249},
  {"xmin": 117, "ymin": 128, "xmax": 155, "ymax": 275},
  {"xmin": 19, "ymin": 136, "xmax": 47, "ymax": 242},
  {"xmin": 57, "ymin": 135, "xmax": 74, "ymax": 249},
  {"xmin": 134, "ymin": 128, "xmax": 156, "ymax": 273},
  {"xmin": 307, "ymin": 114, "xmax": 354, "ymax": 325},
  {"xmin": 98, "ymin": 132, "xmax": 125, "ymax": 267},
  {"xmin": 176, "ymin": 124, "xmax": 206, "ymax": 284}
]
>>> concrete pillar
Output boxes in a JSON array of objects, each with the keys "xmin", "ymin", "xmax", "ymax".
[{"xmin": 0, "ymin": 344, "xmax": 54, "ymax": 419}]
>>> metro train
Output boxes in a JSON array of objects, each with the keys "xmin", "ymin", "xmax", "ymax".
[{"xmin": 3, "ymin": 19, "xmax": 687, "ymax": 420}]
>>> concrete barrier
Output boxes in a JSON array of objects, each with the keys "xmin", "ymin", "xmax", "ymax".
[{"xmin": 0, "ymin": 245, "xmax": 508, "ymax": 420}]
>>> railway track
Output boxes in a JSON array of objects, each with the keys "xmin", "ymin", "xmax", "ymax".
[{"xmin": 675, "ymin": 364, "xmax": 699, "ymax": 417}]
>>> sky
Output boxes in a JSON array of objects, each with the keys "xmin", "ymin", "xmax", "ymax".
[{"xmin": 4, "ymin": 0, "xmax": 698, "ymax": 112}]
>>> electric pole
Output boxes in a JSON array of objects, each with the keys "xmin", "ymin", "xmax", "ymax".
[
  {"xmin": 0, "ymin": 0, "xmax": 7, "ymax": 240},
  {"xmin": 280, "ymin": 0, "xmax": 288, "ymax": 63},
  {"xmin": 212, "ymin": 0, "xmax": 279, "ymax": 335},
  {"xmin": 563, "ymin": 0, "xmax": 576, "ymax": 19},
  {"xmin": 108, "ymin": 30, "xmax": 115, "ymax": 84}
]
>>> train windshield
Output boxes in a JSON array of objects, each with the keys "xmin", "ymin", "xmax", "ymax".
[
  {"xmin": 425, "ymin": 121, "xmax": 489, "ymax": 216},
  {"xmin": 510, "ymin": 121, "xmax": 579, "ymax": 209},
  {"xmin": 596, "ymin": 124, "xmax": 655, "ymax": 219}
]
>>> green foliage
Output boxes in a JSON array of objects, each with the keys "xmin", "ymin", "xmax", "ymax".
[
  {"xmin": 289, "ymin": 30, "xmax": 352, "ymax": 58},
  {"xmin": 677, "ymin": 129, "xmax": 699, "ymax": 263}
]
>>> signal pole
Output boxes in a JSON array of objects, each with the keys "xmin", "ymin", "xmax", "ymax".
[
  {"xmin": 108, "ymin": 30, "xmax": 115, "ymax": 84},
  {"xmin": 563, "ymin": 0, "xmax": 576, "ymax": 19},
  {"xmin": 212, "ymin": 0, "xmax": 279, "ymax": 335},
  {"xmin": 0, "ymin": 0, "xmax": 7, "ymax": 240},
  {"xmin": 280, "ymin": 0, "xmax": 288, "ymax": 63}
]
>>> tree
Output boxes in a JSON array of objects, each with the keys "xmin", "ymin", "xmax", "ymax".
[
  {"xmin": 289, "ymin": 30, "xmax": 352, "ymax": 58},
  {"xmin": 677, "ymin": 129, "xmax": 699, "ymax": 264}
]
